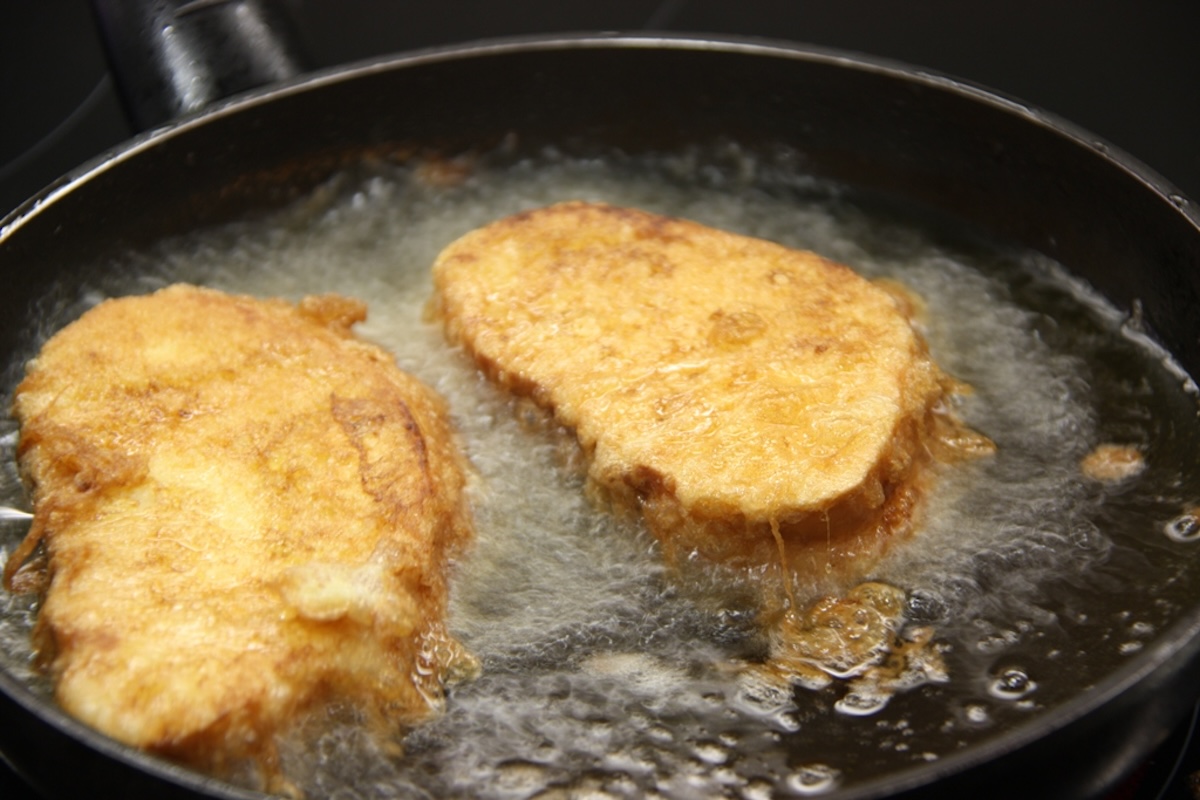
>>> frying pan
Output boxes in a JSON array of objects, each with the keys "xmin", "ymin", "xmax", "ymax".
[{"xmin": 2, "ymin": 3, "xmax": 1200, "ymax": 799}]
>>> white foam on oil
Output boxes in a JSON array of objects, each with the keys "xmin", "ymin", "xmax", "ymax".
[{"xmin": 0, "ymin": 147, "xmax": 1196, "ymax": 798}]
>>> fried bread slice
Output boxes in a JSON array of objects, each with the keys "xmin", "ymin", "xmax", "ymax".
[
  {"xmin": 432, "ymin": 202, "xmax": 990, "ymax": 584},
  {"xmin": 5, "ymin": 285, "xmax": 475, "ymax": 790}
]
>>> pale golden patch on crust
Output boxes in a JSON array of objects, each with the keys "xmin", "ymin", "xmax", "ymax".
[
  {"xmin": 432, "ymin": 202, "xmax": 991, "ymax": 586},
  {"xmin": 5, "ymin": 284, "xmax": 475, "ymax": 790}
]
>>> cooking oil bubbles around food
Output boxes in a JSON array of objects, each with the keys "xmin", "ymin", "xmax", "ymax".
[
  {"xmin": 1128, "ymin": 621, "xmax": 1154, "ymax": 638},
  {"xmin": 1165, "ymin": 510, "xmax": 1200, "ymax": 543},
  {"xmin": 834, "ymin": 689, "xmax": 890, "ymax": 717},
  {"xmin": 492, "ymin": 760, "xmax": 554, "ymax": 797},
  {"xmin": 987, "ymin": 667, "xmax": 1036, "ymax": 701},
  {"xmin": 690, "ymin": 739, "xmax": 731, "ymax": 766},
  {"xmin": 731, "ymin": 671, "xmax": 803, "ymax": 723},
  {"xmin": 742, "ymin": 778, "xmax": 776, "ymax": 800},
  {"xmin": 785, "ymin": 764, "xmax": 841, "ymax": 795},
  {"xmin": 6, "ymin": 144, "xmax": 1200, "ymax": 800},
  {"xmin": 963, "ymin": 704, "xmax": 992, "ymax": 727}
]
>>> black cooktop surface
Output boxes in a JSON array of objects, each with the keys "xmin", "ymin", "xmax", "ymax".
[{"xmin": 2, "ymin": 3, "xmax": 1199, "ymax": 799}]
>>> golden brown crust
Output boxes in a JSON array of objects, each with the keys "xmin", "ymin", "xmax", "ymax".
[
  {"xmin": 6, "ymin": 284, "xmax": 474, "ymax": 786},
  {"xmin": 432, "ymin": 202, "xmax": 991, "ymax": 583}
]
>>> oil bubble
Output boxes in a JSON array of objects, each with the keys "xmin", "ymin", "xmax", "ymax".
[
  {"xmin": 691, "ymin": 740, "xmax": 730, "ymax": 765},
  {"xmin": 645, "ymin": 725, "xmax": 674, "ymax": 745},
  {"xmin": 988, "ymin": 667, "xmax": 1036, "ymax": 701},
  {"xmin": 731, "ymin": 672, "xmax": 799, "ymax": 723},
  {"xmin": 835, "ymin": 689, "xmax": 890, "ymax": 717},
  {"xmin": 975, "ymin": 628, "xmax": 1020, "ymax": 654},
  {"xmin": 1129, "ymin": 621, "xmax": 1154, "ymax": 637},
  {"xmin": 1165, "ymin": 513, "xmax": 1200, "ymax": 543},
  {"xmin": 774, "ymin": 710, "xmax": 802, "ymax": 733},
  {"xmin": 712, "ymin": 766, "xmax": 741, "ymax": 786},
  {"xmin": 964, "ymin": 704, "xmax": 991, "ymax": 725},
  {"xmin": 494, "ymin": 760, "xmax": 554, "ymax": 796},
  {"xmin": 601, "ymin": 750, "xmax": 655, "ymax": 777},
  {"xmin": 603, "ymin": 772, "xmax": 640, "ymax": 796},
  {"xmin": 786, "ymin": 764, "xmax": 841, "ymax": 795},
  {"xmin": 532, "ymin": 775, "xmax": 621, "ymax": 800},
  {"xmin": 905, "ymin": 588, "xmax": 948, "ymax": 625},
  {"xmin": 742, "ymin": 778, "xmax": 774, "ymax": 800}
]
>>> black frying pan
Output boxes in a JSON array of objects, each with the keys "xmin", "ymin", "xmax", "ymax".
[{"xmin": 1, "ymin": 4, "xmax": 1200, "ymax": 799}]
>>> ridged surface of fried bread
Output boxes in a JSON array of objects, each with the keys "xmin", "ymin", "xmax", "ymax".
[
  {"xmin": 433, "ymin": 202, "xmax": 980, "ymax": 578},
  {"xmin": 6, "ymin": 285, "xmax": 474, "ymax": 787}
]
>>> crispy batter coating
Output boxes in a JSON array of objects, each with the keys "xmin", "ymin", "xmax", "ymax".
[
  {"xmin": 5, "ymin": 285, "xmax": 475, "ymax": 789},
  {"xmin": 433, "ymin": 202, "xmax": 991, "ymax": 582}
]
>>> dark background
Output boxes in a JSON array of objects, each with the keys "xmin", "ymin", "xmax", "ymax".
[
  {"xmin": 2, "ymin": 1, "xmax": 1199, "ymax": 798},
  {"xmin": 2, "ymin": 1, "xmax": 1199, "ymax": 218}
]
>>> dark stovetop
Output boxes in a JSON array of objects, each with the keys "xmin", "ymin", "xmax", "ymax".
[{"xmin": 2, "ymin": 2, "xmax": 1199, "ymax": 798}]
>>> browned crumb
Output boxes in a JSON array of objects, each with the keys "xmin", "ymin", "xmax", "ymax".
[
  {"xmin": 1080, "ymin": 443, "xmax": 1146, "ymax": 483},
  {"xmin": 414, "ymin": 154, "xmax": 475, "ymax": 188},
  {"xmin": 743, "ymin": 581, "xmax": 947, "ymax": 711}
]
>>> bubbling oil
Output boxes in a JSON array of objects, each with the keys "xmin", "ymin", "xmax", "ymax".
[{"xmin": 2, "ymin": 145, "xmax": 1199, "ymax": 798}]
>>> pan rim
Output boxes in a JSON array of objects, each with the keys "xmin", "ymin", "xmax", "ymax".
[{"xmin": 3, "ymin": 33, "xmax": 1197, "ymax": 243}]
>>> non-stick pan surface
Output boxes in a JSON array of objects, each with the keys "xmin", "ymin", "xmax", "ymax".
[{"xmin": 1, "ymin": 34, "xmax": 1200, "ymax": 800}]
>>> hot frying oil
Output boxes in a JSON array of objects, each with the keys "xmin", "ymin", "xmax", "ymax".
[{"xmin": 1, "ymin": 146, "xmax": 1198, "ymax": 798}]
